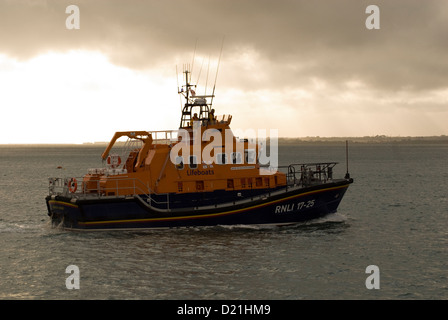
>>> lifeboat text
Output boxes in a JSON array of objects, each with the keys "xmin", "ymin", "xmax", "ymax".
[
  {"xmin": 186, "ymin": 169, "xmax": 215, "ymax": 176},
  {"xmin": 275, "ymin": 199, "xmax": 315, "ymax": 214}
]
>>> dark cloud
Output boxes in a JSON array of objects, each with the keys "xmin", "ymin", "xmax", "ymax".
[{"xmin": 1, "ymin": 0, "xmax": 448, "ymax": 92}]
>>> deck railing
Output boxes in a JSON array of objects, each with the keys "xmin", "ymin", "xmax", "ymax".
[
  {"xmin": 148, "ymin": 130, "xmax": 179, "ymax": 144},
  {"xmin": 48, "ymin": 161, "xmax": 340, "ymax": 211},
  {"xmin": 48, "ymin": 176, "xmax": 170, "ymax": 208},
  {"xmin": 277, "ymin": 162, "xmax": 338, "ymax": 188}
]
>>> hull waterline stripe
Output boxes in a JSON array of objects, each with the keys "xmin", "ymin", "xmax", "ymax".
[
  {"xmin": 48, "ymin": 200, "xmax": 79, "ymax": 209},
  {"xmin": 77, "ymin": 183, "xmax": 350, "ymax": 227}
]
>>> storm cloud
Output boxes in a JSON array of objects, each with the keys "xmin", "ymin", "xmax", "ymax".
[
  {"xmin": 2, "ymin": 0, "xmax": 448, "ymax": 92},
  {"xmin": 0, "ymin": 0, "xmax": 447, "ymax": 141}
]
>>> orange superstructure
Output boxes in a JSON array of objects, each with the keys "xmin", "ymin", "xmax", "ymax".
[{"xmin": 81, "ymin": 69, "xmax": 286, "ymax": 199}]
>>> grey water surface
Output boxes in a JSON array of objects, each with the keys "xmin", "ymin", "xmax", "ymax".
[{"xmin": 0, "ymin": 143, "xmax": 446, "ymax": 299}]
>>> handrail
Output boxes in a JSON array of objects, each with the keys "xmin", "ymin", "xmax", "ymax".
[
  {"xmin": 48, "ymin": 175, "xmax": 173, "ymax": 208},
  {"xmin": 277, "ymin": 162, "xmax": 338, "ymax": 188},
  {"xmin": 148, "ymin": 130, "xmax": 179, "ymax": 144}
]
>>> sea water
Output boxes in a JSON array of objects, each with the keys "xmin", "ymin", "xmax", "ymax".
[{"xmin": 0, "ymin": 143, "xmax": 446, "ymax": 300}]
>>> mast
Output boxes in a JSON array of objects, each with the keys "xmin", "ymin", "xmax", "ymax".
[
  {"xmin": 178, "ymin": 65, "xmax": 215, "ymax": 129},
  {"xmin": 210, "ymin": 36, "xmax": 224, "ymax": 107},
  {"xmin": 345, "ymin": 140, "xmax": 350, "ymax": 179}
]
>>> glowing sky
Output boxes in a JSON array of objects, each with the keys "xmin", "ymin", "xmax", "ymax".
[{"xmin": 0, "ymin": 0, "xmax": 447, "ymax": 144}]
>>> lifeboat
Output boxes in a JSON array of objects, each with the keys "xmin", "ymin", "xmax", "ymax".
[{"xmin": 45, "ymin": 67, "xmax": 353, "ymax": 230}]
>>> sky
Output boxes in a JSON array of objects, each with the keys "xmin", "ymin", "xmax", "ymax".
[{"xmin": 0, "ymin": 0, "xmax": 447, "ymax": 144}]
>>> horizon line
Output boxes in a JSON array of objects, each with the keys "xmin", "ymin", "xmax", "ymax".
[{"xmin": 1, "ymin": 134, "xmax": 447, "ymax": 146}]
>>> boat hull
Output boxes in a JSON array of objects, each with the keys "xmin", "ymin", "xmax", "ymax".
[{"xmin": 46, "ymin": 179, "xmax": 353, "ymax": 230}]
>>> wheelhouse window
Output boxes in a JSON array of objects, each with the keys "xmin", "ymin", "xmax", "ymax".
[
  {"xmin": 245, "ymin": 149, "xmax": 256, "ymax": 164},
  {"xmin": 189, "ymin": 155, "xmax": 198, "ymax": 169},
  {"xmin": 216, "ymin": 153, "xmax": 227, "ymax": 165},
  {"xmin": 175, "ymin": 156, "xmax": 184, "ymax": 170},
  {"xmin": 231, "ymin": 152, "xmax": 242, "ymax": 164}
]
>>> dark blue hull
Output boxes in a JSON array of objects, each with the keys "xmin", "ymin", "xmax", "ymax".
[{"xmin": 46, "ymin": 179, "xmax": 353, "ymax": 230}]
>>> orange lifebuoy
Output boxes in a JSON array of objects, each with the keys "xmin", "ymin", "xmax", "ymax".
[
  {"xmin": 107, "ymin": 155, "xmax": 122, "ymax": 168},
  {"xmin": 68, "ymin": 178, "xmax": 78, "ymax": 193}
]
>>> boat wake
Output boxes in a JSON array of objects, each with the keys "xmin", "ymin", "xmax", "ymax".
[
  {"xmin": 190, "ymin": 213, "xmax": 348, "ymax": 233},
  {"xmin": 0, "ymin": 221, "xmax": 38, "ymax": 233}
]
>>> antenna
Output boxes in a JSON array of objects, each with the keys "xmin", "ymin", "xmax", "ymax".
[
  {"xmin": 195, "ymin": 55, "xmax": 205, "ymax": 86},
  {"xmin": 205, "ymin": 55, "xmax": 210, "ymax": 95},
  {"xmin": 191, "ymin": 39, "xmax": 198, "ymax": 75},
  {"xmin": 176, "ymin": 65, "xmax": 183, "ymax": 111},
  {"xmin": 210, "ymin": 36, "xmax": 225, "ymax": 106}
]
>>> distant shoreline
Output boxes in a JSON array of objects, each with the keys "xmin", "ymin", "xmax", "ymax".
[
  {"xmin": 277, "ymin": 135, "xmax": 448, "ymax": 145},
  {"xmin": 0, "ymin": 135, "xmax": 447, "ymax": 146}
]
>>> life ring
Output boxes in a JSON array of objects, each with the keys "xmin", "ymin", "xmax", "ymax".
[
  {"xmin": 68, "ymin": 178, "xmax": 78, "ymax": 193},
  {"xmin": 107, "ymin": 155, "xmax": 122, "ymax": 168}
]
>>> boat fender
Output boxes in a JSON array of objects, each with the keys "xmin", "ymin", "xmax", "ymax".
[{"xmin": 68, "ymin": 178, "xmax": 78, "ymax": 193}]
